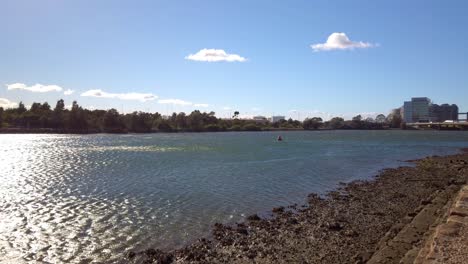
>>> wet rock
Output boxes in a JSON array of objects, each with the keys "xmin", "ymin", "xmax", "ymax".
[
  {"xmin": 344, "ymin": 229, "xmax": 359, "ymax": 237},
  {"xmin": 353, "ymin": 251, "xmax": 372, "ymax": 264},
  {"xmin": 420, "ymin": 198, "xmax": 432, "ymax": 205},
  {"xmin": 247, "ymin": 214, "xmax": 261, "ymax": 221},
  {"xmin": 127, "ymin": 251, "xmax": 136, "ymax": 259},
  {"xmin": 272, "ymin": 206, "xmax": 285, "ymax": 213},
  {"xmin": 237, "ymin": 227, "xmax": 248, "ymax": 235},
  {"xmin": 143, "ymin": 249, "xmax": 174, "ymax": 264},
  {"xmin": 326, "ymin": 222, "xmax": 344, "ymax": 231}
]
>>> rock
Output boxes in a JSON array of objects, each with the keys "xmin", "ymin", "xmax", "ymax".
[
  {"xmin": 420, "ymin": 198, "xmax": 432, "ymax": 205},
  {"xmin": 326, "ymin": 222, "xmax": 343, "ymax": 231},
  {"xmin": 127, "ymin": 251, "xmax": 136, "ymax": 259},
  {"xmin": 143, "ymin": 249, "xmax": 174, "ymax": 264},
  {"xmin": 247, "ymin": 214, "xmax": 261, "ymax": 221},
  {"xmin": 273, "ymin": 206, "xmax": 285, "ymax": 213},
  {"xmin": 344, "ymin": 229, "xmax": 359, "ymax": 237}
]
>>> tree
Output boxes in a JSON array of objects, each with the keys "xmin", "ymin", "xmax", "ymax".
[
  {"xmin": 54, "ymin": 99, "xmax": 65, "ymax": 112},
  {"xmin": 187, "ymin": 110, "xmax": 204, "ymax": 131},
  {"xmin": 103, "ymin": 109, "xmax": 125, "ymax": 132},
  {"xmin": 41, "ymin": 102, "xmax": 51, "ymax": 111},
  {"xmin": 30, "ymin": 102, "xmax": 42, "ymax": 113},
  {"xmin": 387, "ymin": 109, "xmax": 402, "ymax": 128},
  {"xmin": 303, "ymin": 117, "xmax": 323, "ymax": 130},
  {"xmin": 352, "ymin": 115, "xmax": 362, "ymax": 122},
  {"xmin": 127, "ymin": 111, "xmax": 153, "ymax": 132},
  {"xmin": 17, "ymin": 101, "xmax": 27, "ymax": 114},
  {"xmin": 51, "ymin": 99, "xmax": 66, "ymax": 129},
  {"xmin": 375, "ymin": 114, "xmax": 386, "ymax": 123},
  {"xmin": 329, "ymin": 117, "xmax": 345, "ymax": 129},
  {"xmin": 351, "ymin": 115, "xmax": 363, "ymax": 129},
  {"xmin": 0, "ymin": 107, "xmax": 3, "ymax": 128},
  {"xmin": 232, "ymin": 111, "xmax": 239, "ymax": 119},
  {"xmin": 68, "ymin": 101, "xmax": 88, "ymax": 131},
  {"xmin": 175, "ymin": 112, "xmax": 187, "ymax": 130}
]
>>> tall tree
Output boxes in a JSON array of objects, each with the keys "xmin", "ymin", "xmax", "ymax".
[
  {"xmin": 54, "ymin": 99, "xmax": 65, "ymax": 112},
  {"xmin": 51, "ymin": 99, "xmax": 66, "ymax": 129},
  {"xmin": 68, "ymin": 101, "xmax": 88, "ymax": 130},
  {"xmin": 387, "ymin": 109, "xmax": 402, "ymax": 128},
  {"xmin": 0, "ymin": 107, "xmax": 4, "ymax": 128},
  {"xmin": 17, "ymin": 101, "xmax": 27, "ymax": 114}
]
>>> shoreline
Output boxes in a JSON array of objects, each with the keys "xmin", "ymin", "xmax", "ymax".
[
  {"xmin": 0, "ymin": 127, "xmax": 373, "ymax": 134},
  {"xmin": 2, "ymin": 127, "xmax": 467, "ymax": 134},
  {"xmin": 129, "ymin": 149, "xmax": 468, "ymax": 263}
]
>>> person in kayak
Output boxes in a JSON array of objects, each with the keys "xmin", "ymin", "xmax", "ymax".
[{"xmin": 277, "ymin": 135, "xmax": 283, "ymax": 141}]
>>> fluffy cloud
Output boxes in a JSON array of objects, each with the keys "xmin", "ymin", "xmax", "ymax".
[
  {"xmin": 6, "ymin": 83, "xmax": 63, "ymax": 93},
  {"xmin": 185, "ymin": 49, "xmax": 246, "ymax": 62},
  {"xmin": 0, "ymin": 98, "xmax": 18, "ymax": 108},
  {"xmin": 64, "ymin": 89, "xmax": 74, "ymax": 95},
  {"xmin": 81, "ymin": 89, "xmax": 157, "ymax": 102},
  {"xmin": 158, "ymin": 99, "xmax": 193, "ymax": 106},
  {"xmin": 194, "ymin": 103, "xmax": 209, "ymax": 108},
  {"xmin": 311, "ymin": 33, "xmax": 375, "ymax": 52}
]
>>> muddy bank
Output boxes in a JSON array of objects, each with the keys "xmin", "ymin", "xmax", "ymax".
[{"xmin": 129, "ymin": 150, "xmax": 468, "ymax": 264}]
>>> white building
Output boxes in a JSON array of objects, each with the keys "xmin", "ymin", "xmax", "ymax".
[
  {"xmin": 270, "ymin": 116, "xmax": 286, "ymax": 123},
  {"xmin": 402, "ymin": 97, "xmax": 431, "ymax": 123}
]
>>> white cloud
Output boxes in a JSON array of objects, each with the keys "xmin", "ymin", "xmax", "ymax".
[
  {"xmin": 158, "ymin": 99, "xmax": 192, "ymax": 106},
  {"xmin": 223, "ymin": 106, "xmax": 232, "ymax": 110},
  {"xmin": 311, "ymin": 33, "xmax": 375, "ymax": 52},
  {"xmin": 185, "ymin": 49, "xmax": 246, "ymax": 62},
  {"xmin": 194, "ymin": 103, "xmax": 209, "ymax": 108},
  {"xmin": 0, "ymin": 98, "xmax": 18, "ymax": 108},
  {"xmin": 81, "ymin": 89, "xmax": 157, "ymax": 102},
  {"xmin": 64, "ymin": 89, "xmax": 74, "ymax": 95},
  {"xmin": 6, "ymin": 83, "xmax": 63, "ymax": 93}
]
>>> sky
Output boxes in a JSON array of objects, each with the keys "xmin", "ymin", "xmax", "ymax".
[{"xmin": 1, "ymin": 0, "xmax": 467, "ymax": 120}]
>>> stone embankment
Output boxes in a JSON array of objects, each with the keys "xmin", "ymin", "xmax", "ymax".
[{"xmin": 413, "ymin": 184, "xmax": 468, "ymax": 264}]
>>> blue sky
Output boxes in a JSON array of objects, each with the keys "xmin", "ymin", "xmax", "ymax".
[{"xmin": 1, "ymin": 0, "xmax": 467, "ymax": 120}]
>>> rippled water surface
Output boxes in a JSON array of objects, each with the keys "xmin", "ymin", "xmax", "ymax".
[{"xmin": 1, "ymin": 131, "xmax": 468, "ymax": 263}]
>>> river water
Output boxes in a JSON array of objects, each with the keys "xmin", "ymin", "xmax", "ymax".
[{"xmin": 1, "ymin": 130, "xmax": 467, "ymax": 263}]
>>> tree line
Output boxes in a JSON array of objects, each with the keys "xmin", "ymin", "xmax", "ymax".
[{"xmin": 0, "ymin": 100, "xmax": 402, "ymax": 133}]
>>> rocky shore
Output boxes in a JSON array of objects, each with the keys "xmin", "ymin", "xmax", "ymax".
[{"xmin": 128, "ymin": 149, "xmax": 468, "ymax": 264}]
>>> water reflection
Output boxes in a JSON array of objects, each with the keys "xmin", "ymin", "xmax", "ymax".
[{"xmin": 0, "ymin": 132, "xmax": 467, "ymax": 263}]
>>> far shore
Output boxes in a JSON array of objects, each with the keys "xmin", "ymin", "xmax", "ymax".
[
  {"xmin": 2, "ymin": 126, "xmax": 465, "ymax": 135},
  {"xmin": 128, "ymin": 149, "xmax": 468, "ymax": 264}
]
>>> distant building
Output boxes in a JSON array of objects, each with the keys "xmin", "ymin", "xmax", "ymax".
[
  {"xmin": 252, "ymin": 116, "xmax": 268, "ymax": 124},
  {"xmin": 430, "ymin": 104, "xmax": 458, "ymax": 122},
  {"xmin": 270, "ymin": 116, "xmax": 286, "ymax": 123},
  {"xmin": 401, "ymin": 97, "xmax": 458, "ymax": 123},
  {"xmin": 411, "ymin": 97, "xmax": 431, "ymax": 122},
  {"xmin": 402, "ymin": 101, "xmax": 413, "ymax": 123},
  {"xmin": 253, "ymin": 115, "xmax": 267, "ymax": 120}
]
